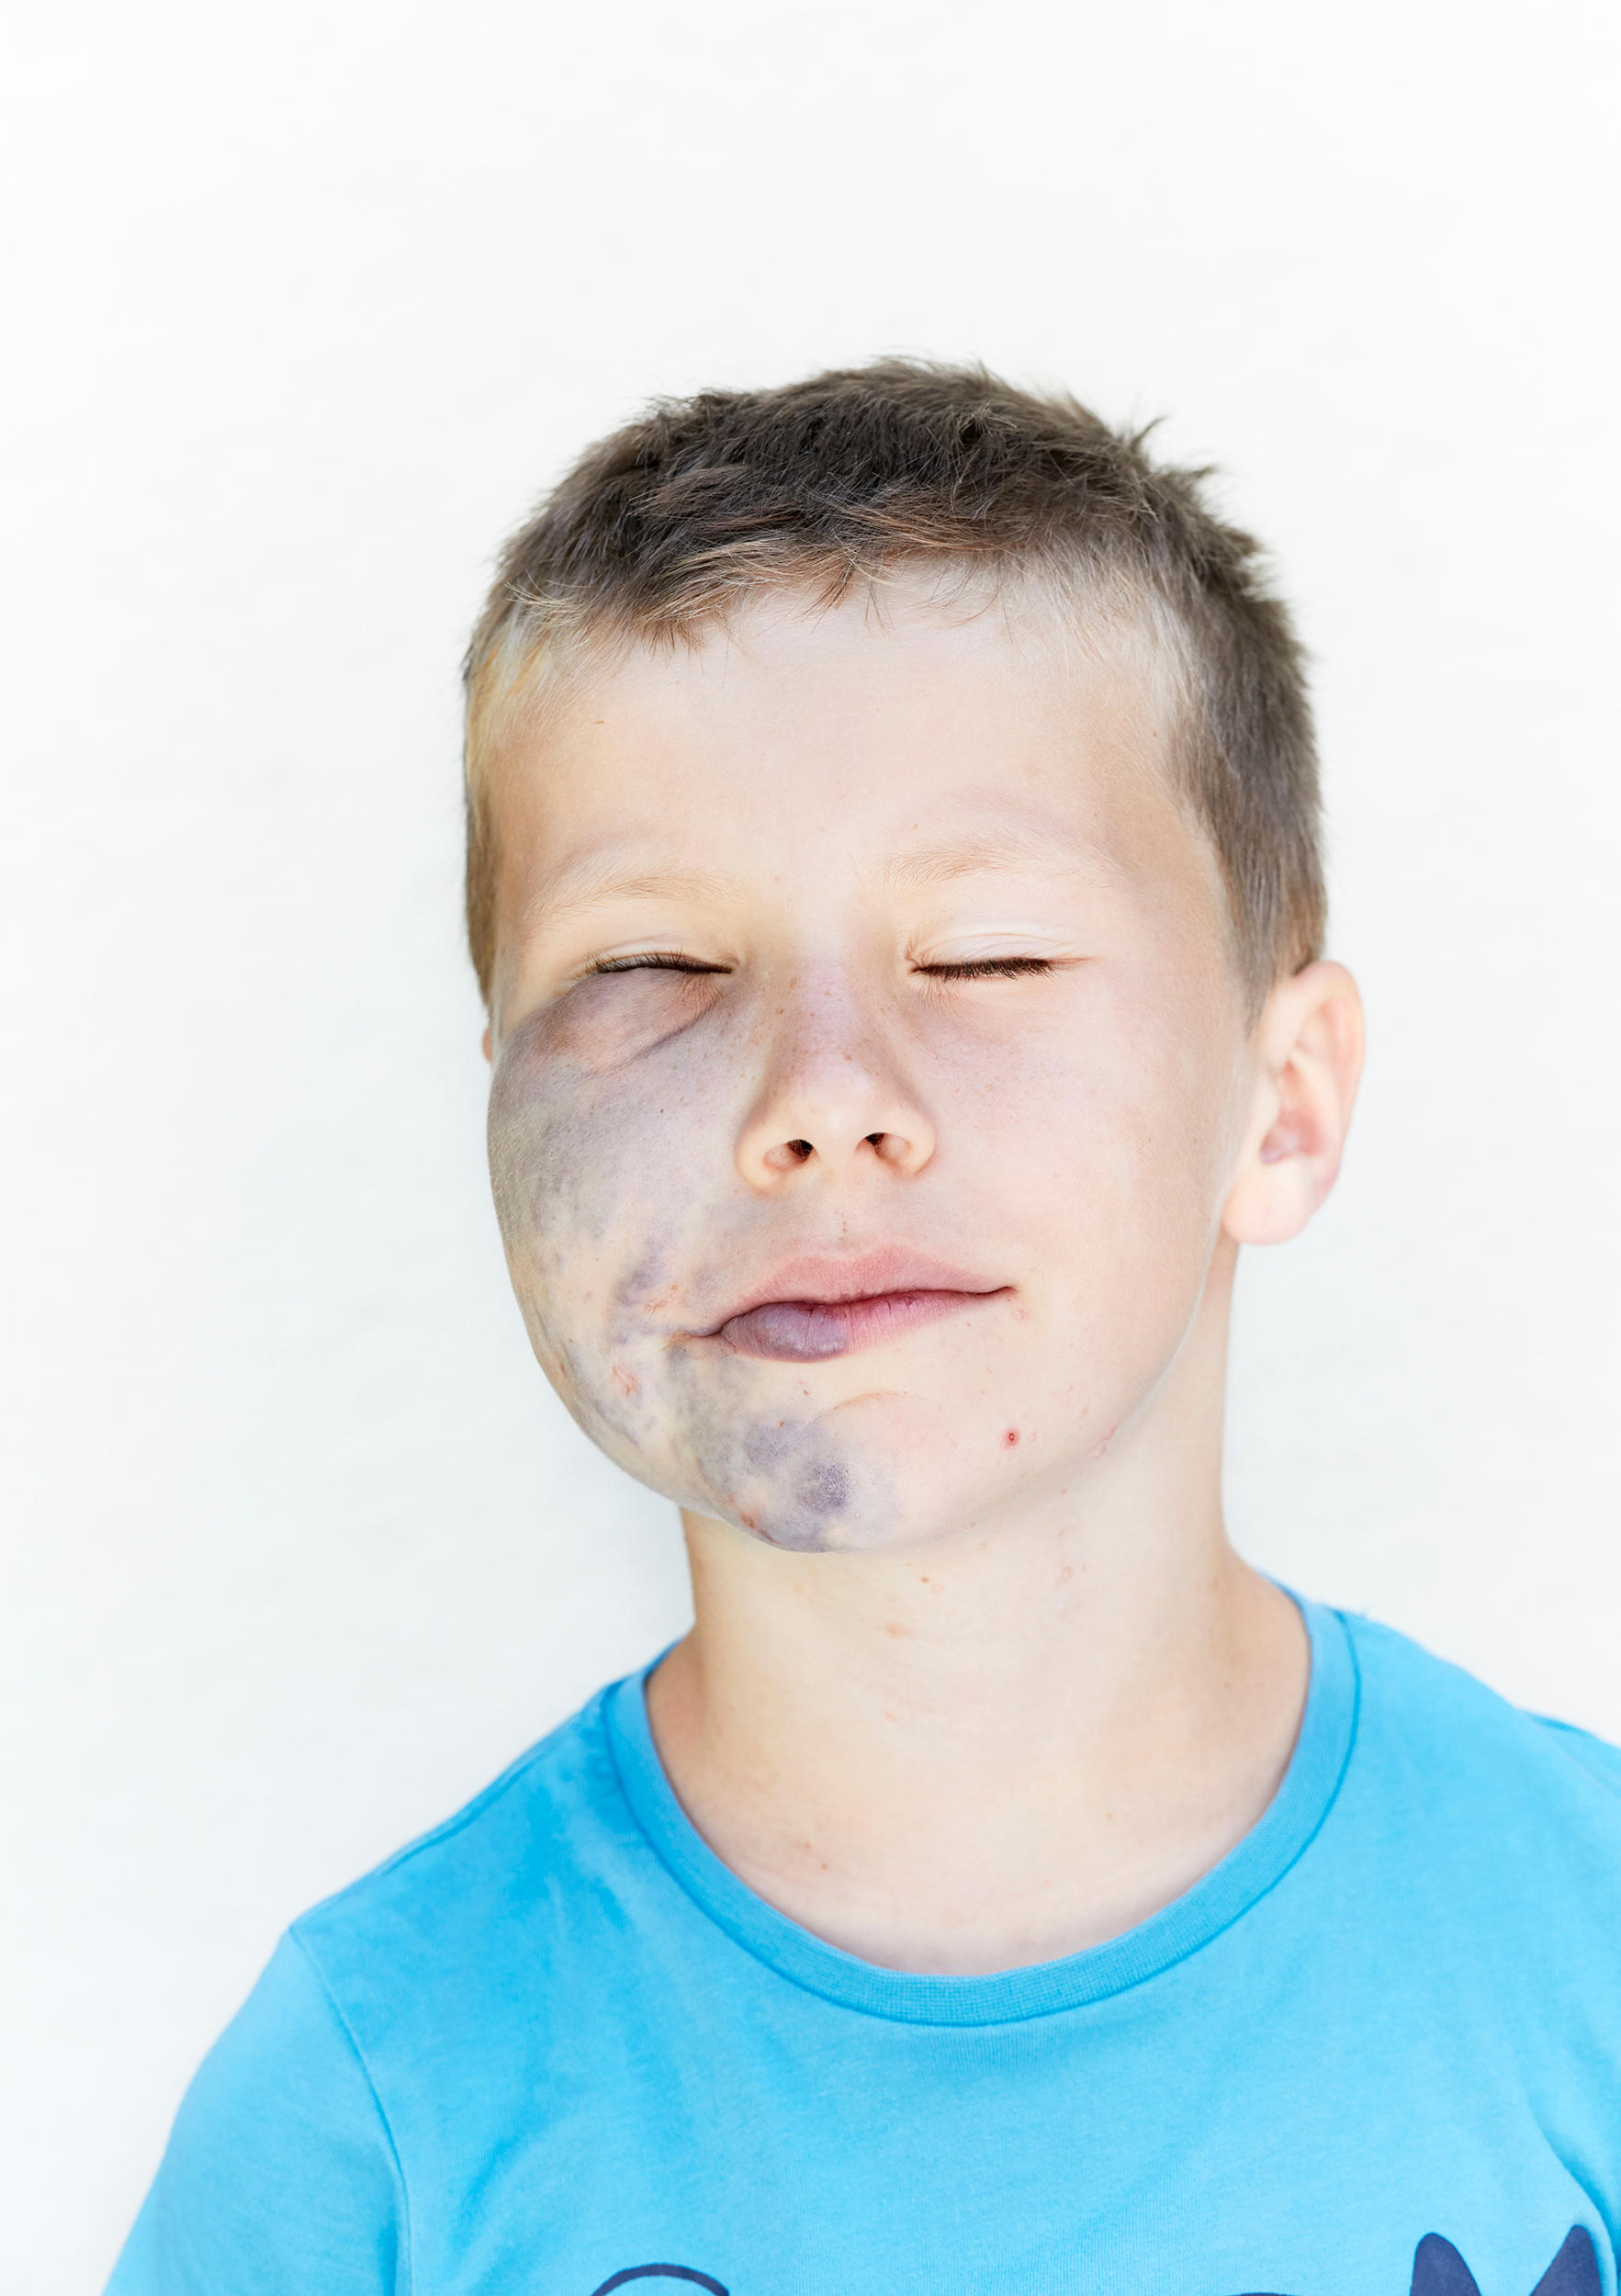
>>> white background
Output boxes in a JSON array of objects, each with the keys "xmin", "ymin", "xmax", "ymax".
[{"xmin": 5, "ymin": 0, "xmax": 1618, "ymax": 2285}]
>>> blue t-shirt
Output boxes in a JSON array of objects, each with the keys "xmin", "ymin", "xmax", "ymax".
[{"xmin": 109, "ymin": 1601, "xmax": 1621, "ymax": 2296}]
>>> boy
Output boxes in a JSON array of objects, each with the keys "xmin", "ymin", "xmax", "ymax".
[{"xmin": 109, "ymin": 363, "xmax": 1621, "ymax": 2296}]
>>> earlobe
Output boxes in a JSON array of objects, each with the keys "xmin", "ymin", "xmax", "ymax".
[{"xmin": 1221, "ymin": 961, "xmax": 1365, "ymax": 1247}]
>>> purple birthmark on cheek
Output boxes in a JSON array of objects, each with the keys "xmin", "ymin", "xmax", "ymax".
[
  {"xmin": 486, "ymin": 1033, "xmax": 654, "ymax": 1440},
  {"xmin": 486, "ymin": 992, "xmax": 900, "ymax": 1544},
  {"xmin": 484, "ymin": 1017, "xmax": 742, "ymax": 1485},
  {"xmin": 488, "ymin": 968, "xmax": 752, "ymax": 1284}
]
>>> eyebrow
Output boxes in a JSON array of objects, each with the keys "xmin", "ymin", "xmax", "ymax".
[
  {"xmin": 881, "ymin": 821, "xmax": 1109, "ymax": 892},
  {"xmin": 521, "ymin": 856, "xmax": 742, "ymax": 932},
  {"xmin": 519, "ymin": 816, "xmax": 1114, "ymax": 941}
]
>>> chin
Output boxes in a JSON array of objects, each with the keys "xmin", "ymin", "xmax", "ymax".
[{"xmin": 676, "ymin": 1388, "xmax": 1041, "ymax": 1558}]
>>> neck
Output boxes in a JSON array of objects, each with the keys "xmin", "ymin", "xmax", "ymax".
[{"xmin": 645, "ymin": 1255, "xmax": 1309, "ymax": 1975}]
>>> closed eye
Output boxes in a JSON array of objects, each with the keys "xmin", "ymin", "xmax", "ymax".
[
  {"xmin": 591, "ymin": 952, "xmax": 732, "ymax": 975},
  {"xmin": 916, "ymin": 957, "xmax": 1057, "ymax": 981}
]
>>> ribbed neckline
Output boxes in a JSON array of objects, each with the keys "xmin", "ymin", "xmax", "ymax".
[{"xmin": 602, "ymin": 1594, "xmax": 1358, "ymax": 2027}]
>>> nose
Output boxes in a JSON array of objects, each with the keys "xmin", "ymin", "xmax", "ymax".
[{"xmin": 734, "ymin": 968, "xmax": 937, "ymax": 1190}]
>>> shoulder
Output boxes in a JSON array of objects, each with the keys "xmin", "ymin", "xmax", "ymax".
[
  {"xmin": 1529, "ymin": 1712, "xmax": 1621, "ymax": 1796},
  {"xmin": 107, "ymin": 1931, "xmax": 406, "ymax": 2293},
  {"xmin": 1330, "ymin": 1605, "xmax": 1621, "ymax": 1897},
  {"xmin": 287, "ymin": 1680, "xmax": 656, "ymax": 2062},
  {"xmin": 1337, "ymin": 1607, "xmax": 1621, "ymax": 1796},
  {"xmin": 1323, "ymin": 1608, "xmax": 1621, "ymax": 2144},
  {"xmin": 295, "ymin": 1680, "xmax": 640, "ymax": 1951},
  {"xmin": 107, "ymin": 1688, "xmax": 648, "ymax": 2290}
]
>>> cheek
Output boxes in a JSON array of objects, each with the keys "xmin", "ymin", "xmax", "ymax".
[
  {"xmin": 486, "ymin": 1009, "xmax": 901, "ymax": 1550},
  {"xmin": 933, "ymin": 984, "xmax": 1240, "ymax": 1288},
  {"xmin": 488, "ymin": 1003, "xmax": 795, "ymax": 1489},
  {"xmin": 485, "ymin": 977, "xmax": 732, "ymax": 1276},
  {"xmin": 1055, "ymin": 1025, "xmax": 1244, "ymax": 1370},
  {"xmin": 487, "ymin": 1016, "xmax": 722, "ymax": 1379}
]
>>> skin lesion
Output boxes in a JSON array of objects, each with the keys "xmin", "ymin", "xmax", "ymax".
[
  {"xmin": 670, "ymin": 1380, "xmax": 887, "ymax": 1553},
  {"xmin": 517, "ymin": 964, "xmax": 730, "ymax": 1075}
]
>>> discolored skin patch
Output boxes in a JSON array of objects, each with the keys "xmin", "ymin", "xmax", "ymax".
[{"xmin": 488, "ymin": 995, "xmax": 896, "ymax": 1550}]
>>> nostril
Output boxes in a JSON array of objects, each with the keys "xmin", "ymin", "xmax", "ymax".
[
  {"xmin": 788, "ymin": 1139, "xmax": 813, "ymax": 1162},
  {"xmin": 864, "ymin": 1132, "xmax": 883, "ymax": 1146}
]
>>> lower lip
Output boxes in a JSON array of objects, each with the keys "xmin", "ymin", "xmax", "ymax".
[{"xmin": 715, "ymin": 1289, "xmax": 1007, "ymax": 1362}]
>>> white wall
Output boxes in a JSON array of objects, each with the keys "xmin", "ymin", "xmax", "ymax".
[{"xmin": 5, "ymin": 0, "xmax": 1617, "ymax": 2284}]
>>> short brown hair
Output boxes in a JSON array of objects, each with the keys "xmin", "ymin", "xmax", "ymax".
[{"xmin": 462, "ymin": 359, "xmax": 1324, "ymax": 1013}]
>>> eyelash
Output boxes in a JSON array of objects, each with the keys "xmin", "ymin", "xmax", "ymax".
[
  {"xmin": 917, "ymin": 957, "xmax": 1055, "ymax": 982},
  {"xmin": 591, "ymin": 952, "xmax": 731, "ymax": 975},
  {"xmin": 590, "ymin": 953, "xmax": 1056, "ymax": 982}
]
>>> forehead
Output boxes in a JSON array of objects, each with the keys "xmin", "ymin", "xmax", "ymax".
[{"xmin": 489, "ymin": 585, "xmax": 1212, "ymax": 913}]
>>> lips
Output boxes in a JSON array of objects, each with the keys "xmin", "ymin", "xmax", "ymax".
[{"xmin": 703, "ymin": 1249, "xmax": 1009, "ymax": 1363}]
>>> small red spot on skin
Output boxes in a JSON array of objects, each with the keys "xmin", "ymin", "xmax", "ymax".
[
  {"xmin": 611, "ymin": 1365, "xmax": 638, "ymax": 1397},
  {"xmin": 739, "ymin": 1512, "xmax": 759, "ymax": 1531},
  {"xmin": 1003, "ymin": 1428, "xmax": 1019, "ymax": 1446},
  {"xmin": 1057, "ymin": 1562, "xmax": 1074, "ymax": 1586}
]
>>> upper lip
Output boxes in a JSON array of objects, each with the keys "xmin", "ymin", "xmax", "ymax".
[{"xmin": 701, "ymin": 1247, "xmax": 1008, "ymax": 1334}]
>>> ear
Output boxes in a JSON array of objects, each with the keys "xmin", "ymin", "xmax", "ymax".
[{"xmin": 1221, "ymin": 960, "xmax": 1365, "ymax": 1247}]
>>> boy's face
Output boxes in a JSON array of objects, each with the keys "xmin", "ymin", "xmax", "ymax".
[{"xmin": 485, "ymin": 588, "xmax": 1257, "ymax": 1553}]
